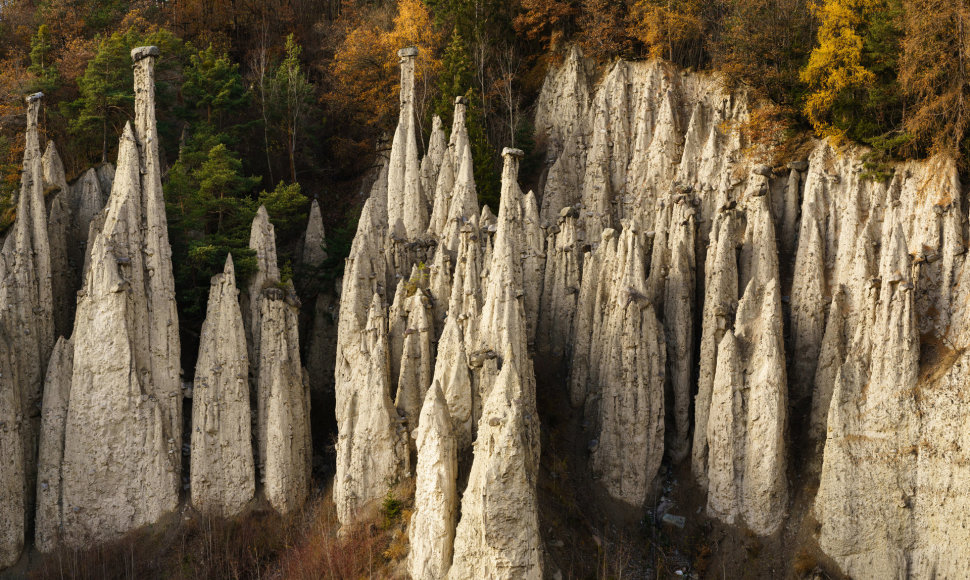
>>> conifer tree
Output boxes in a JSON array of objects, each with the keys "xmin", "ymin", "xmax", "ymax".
[
  {"xmin": 434, "ymin": 30, "xmax": 500, "ymax": 208},
  {"xmin": 899, "ymin": 0, "xmax": 970, "ymax": 155},
  {"xmin": 182, "ymin": 45, "xmax": 249, "ymax": 131},
  {"xmin": 28, "ymin": 25, "xmax": 59, "ymax": 94},
  {"xmin": 801, "ymin": 0, "xmax": 904, "ymax": 141}
]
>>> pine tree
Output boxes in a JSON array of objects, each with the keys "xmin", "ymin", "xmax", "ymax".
[
  {"xmin": 166, "ymin": 136, "xmax": 261, "ymax": 320},
  {"xmin": 433, "ymin": 30, "xmax": 500, "ymax": 208},
  {"xmin": 28, "ymin": 25, "xmax": 59, "ymax": 94},
  {"xmin": 68, "ymin": 26, "xmax": 186, "ymax": 164},
  {"xmin": 899, "ymin": 0, "xmax": 970, "ymax": 155},
  {"xmin": 181, "ymin": 45, "xmax": 249, "ymax": 131},
  {"xmin": 800, "ymin": 0, "xmax": 904, "ymax": 141}
]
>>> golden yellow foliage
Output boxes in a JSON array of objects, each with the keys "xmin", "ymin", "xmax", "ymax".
[
  {"xmin": 632, "ymin": 0, "xmax": 706, "ymax": 67},
  {"xmin": 330, "ymin": 0, "xmax": 443, "ymax": 131},
  {"xmin": 800, "ymin": 0, "xmax": 879, "ymax": 135}
]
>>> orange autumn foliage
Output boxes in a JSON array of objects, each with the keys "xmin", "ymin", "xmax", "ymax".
[{"xmin": 330, "ymin": 0, "xmax": 444, "ymax": 132}]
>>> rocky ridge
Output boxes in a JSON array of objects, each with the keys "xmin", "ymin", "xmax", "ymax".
[{"xmin": 332, "ymin": 46, "xmax": 970, "ymax": 578}]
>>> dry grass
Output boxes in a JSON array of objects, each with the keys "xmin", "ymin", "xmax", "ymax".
[
  {"xmin": 276, "ymin": 481, "xmax": 414, "ymax": 580},
  {"xmin": 29, "ymin": 504, "xmax": 302, "ymax": 580},
  {"xmin": 28, "ymin": 482, "xmax": 415, "ymax": 580}
]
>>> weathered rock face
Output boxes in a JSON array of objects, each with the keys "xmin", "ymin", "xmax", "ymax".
[
  {"xmin": 256, "ymin": 282, "xmax": 311, "ymax": 515},
  {"xmin": 334, "ymin": 294, "xmax": 410, "ymax": 526},
  {"xmin": 244, "ymin": 207, "xmax": 312, "ymax": 515},
  {"xmin": 476, "ymin": 149, "xmax": 530, "ymax": 379},
  {"xmin": 387, "ymin": 48, "xmax": 426, "ymax": 239},
  {"xmin": 61, "ymin": 120, "xmax": 181, "ymax": 546},
  {"xmin": 246, "ymin": 205, "xmax": 280, "ymax": 364},
  {"xmin": 42, "ymin": 142, "xmax": 79, "ymax": 339},
  {"xmin": 52, "ymin": 48, "xmax": 182, "ymax": 547},
  {"xmin": 0, "ymin": 94, "xmax": 56, "ymax": 566},
  {"xmin": 34, "ymin": 337, "xmax": 73, "ymax": 553},
  {"xmin": 0, "ymin": 327, "xmax": 25, "ymax": 567},
  {"xmin": 537, "ymin": 208, "xmax": 582, "ymax": 365},
  {"xmin": 302, "ymin": 199, "xmax": 328, "ymax": 268},
  {"xmin": 585, "ymin": 224, "xmax": 666, "ymax": 507},
  {"xmin": 450, "ymin": 352, "xmax": 543, "ymax": 580},
  {"xmin": 190, "ymin": 255, "xmax": 254, "ymax": 517},
  {"xmin": 699, "ymin": 191, "xmax": 789, "ymax": 535},
  {"xmin": 327, "ymin": 45, "xmax": 970, "ymax": 578},
  {"xmin": 691, "ymin": 210, "xmax": 739, "ymax": 487},
  {"xmin": 407, "ymin": 383, "xmax": 457, "ymax": 580},
  {"xmin": 395, "ymin": 292, "xmax": 435, "ymax": 440}
]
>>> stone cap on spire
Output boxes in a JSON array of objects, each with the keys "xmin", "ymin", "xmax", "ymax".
[
  {"xmin": 398, "ymin": 46, "xmax": 419, "ymax": 59},
  {"xmin": 131, "ymin": 46, "xmax": 160, "ymax": 62},
  {"xmin": 26, "ymin": 92, "xmax": 44, "ymax": 103},
  {"xmin": 502, "ymin": 147, "xmax": 524, "ymax": 158},
  {"xmin": 454, "ymin": 95, "xmax": 467, "ymax": 105}
]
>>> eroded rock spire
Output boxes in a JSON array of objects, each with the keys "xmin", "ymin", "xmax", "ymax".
[
  {"xmin": 407, "ymin": 383, "xmax": 457, "ymax": 580},
  {"xmin": 0, "ymin": 93, "xmax": 55, "ymax": 565},
  {"xmin": 191, "ymin": 255, "xmax": 255, "ymax": 517},
  {"xmin": 335, "ymin": 294, "xmax": 409, "ymax": 526},
  {"xmin": 450, "ymin": 349, "xmax": 542, "ymax": 579},
  {"xmin": 33, "ymin": 338, "xmax": 73, "ymax": 553},
  {"xmin": 61, "ymin": 120, "xmax": 180, "ymax": 546},
  {"xmin": 386, "ymin": 47, "xmax": 426, "ymax": 238}
]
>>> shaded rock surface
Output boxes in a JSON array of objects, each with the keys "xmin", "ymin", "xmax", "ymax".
[
  {"xmin": 34, "ymin": 337, "xmax": 73, "ymax": 553},
  {"xmin": 449, "ymin": 353, "xmax": 543, "ymax": 579},
  {"xmin": 0, "ymin": 93, "xmax": 54, "ymax": 566}
]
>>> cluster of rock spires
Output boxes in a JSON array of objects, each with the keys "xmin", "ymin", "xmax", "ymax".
[
  {"xmin": 334, "ymin": 48, "xmax": 543, "ymax": 577},
  {"xmin": 3, "ymin": 39, "xmax": 970, "ymax": 579},
  {"xmin": 333, "ymin": 46, "xmax": 970, "ymax": 578},
  {"xmin": 1, "ymin": 48, "xmax": 315, "ymax": 566}
]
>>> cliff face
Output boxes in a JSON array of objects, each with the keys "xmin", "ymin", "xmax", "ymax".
[
  {"xmin": 0, "ymin": 47, "xmax": 311, "ymax": 563},
  {"xmin": 533, "ymin": 48, "xmax": 970, "ymax": 576},
  {"xmin": 330, "ymin": 46, "xmax": 970, "ymax": 578}
]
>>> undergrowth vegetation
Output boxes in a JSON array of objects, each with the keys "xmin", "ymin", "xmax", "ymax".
[{"xmin": 28, "ymin": 483, "xmax": 415, "ymax": 580}]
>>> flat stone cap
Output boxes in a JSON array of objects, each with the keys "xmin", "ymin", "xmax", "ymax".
[
  {"xmin": 502, "ymin": 147, "xmax": 524, "ymax": 158},
  {"xmin": 131, "ymin": 46, "xmax": 160, "ymax": 62},
  {"xmin": 398, "ymin": 47, "xmax": 419, "ymax": 58},
  {"xmin": 454, "ymin": 95, "xmax": 467, "ymax": 105},
  {"xmin": 26, "ymin": 92, "xmax": 44, "ymax": 103}
]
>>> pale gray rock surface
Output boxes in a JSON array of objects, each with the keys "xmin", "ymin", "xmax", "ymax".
[
  {"xmin": 191, "ymin": 255, "xmax": 255, "ymax": 517},
  {"xmin": 34, "ymin": 337, "xmax": 73, "ymax": 553},
  {"xmin": 661, "ymin": 198, "xmax": 696, "ymax": 462},
  {"xmin": 302, "ymin": 199, "xmax": 328, "ymax": 267},
  {"xmin": 0, "ymin": 95, "xmax": 56, "ymax": 565},
  {"xmin": 56, "ymin": 51, "xmax": 182, "ymax": 547},
  {"xmin": 407, "ymin": 384, "xmax": 458, "ymax": 580},
  {"xmin": 256, "ymin": 282, "xmax": 311, "ymax": 515},
  {"xmin": 246, "ymin": 205, "xmax": 280, "ymax": 365},
  {"xmin": 61, "ymin": 122, "xmax": 180, "ymax": 546},
  {"xmin": 691, "ymin": 210, "xmax": 739, "ymax": 487},
  {"xmin": 0, "ymin": 327, "xmax": 24, "ymax": 567},
  {"xmin": 537, "ymin": 208, "xmax": 582, "ymax": 364},
  {"xmin": 449, "ymin": 352, "xmax": 542, "ymax": 580},
  {"xmin": 703, "ymin": 193, "xmax": 788, "ymax": 536},
  {"xmin": 587, "ymin": 224, "xmax": 666, "ymax": 506},
  {"xmin": 334, "ymin": 295, "xmax": 409, "ymax": 526},
  {"xmin": 386, "ymin": 48, "xmax": 426, "ymax": 239},
  {"xmin": 395, "ymin": 292, "xmax": 435, "ymax": 440}
]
